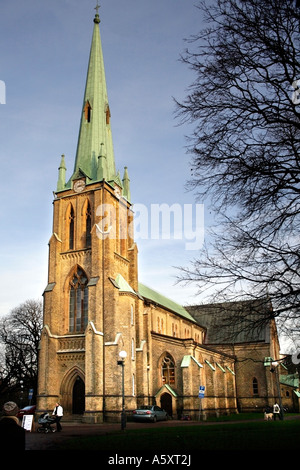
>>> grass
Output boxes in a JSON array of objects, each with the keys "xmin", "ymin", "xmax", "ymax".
[
  {"xmin": 204, "ymin": 412, "xmax": 264, "ymax": 422},
  {"xmin": 55, "ymin": 416, "xmax": 300, "ymax": 451}
]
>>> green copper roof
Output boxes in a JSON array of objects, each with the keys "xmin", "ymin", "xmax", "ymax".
[
  {"xmin": 155, "ymin": 384, "xmax": 178, "ymax": 397},
  {"xmin": 280, "ymin": 374, "xmax": 299, "ymax": 388},
  {"xmin": 138, "ymin": 283, "xmax": 197, "ymax": 323},
  {"xmin": 56, "ymin": 11, "xmax": 131, "ymax": 201},
  {"xmin": 181, "ymin": 355, "xmax": 203, "ymax": 368},
  {"xmin": 114, "ymin": 274, "xmax": 136, "ymax": 294},
  {"xmin": 110, "ymin": 275, "xmax": 196, "ymax": 323},
  {"xmin": 72, "ymin": 13, "xmax": 116, "ymax": 183}
]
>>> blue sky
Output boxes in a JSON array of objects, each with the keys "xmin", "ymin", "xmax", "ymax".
[{"xmin": 0, "ymin": 0, "xmax": 210, "ymax": 317}]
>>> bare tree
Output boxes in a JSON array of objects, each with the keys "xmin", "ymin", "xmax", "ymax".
[
  {"xmin": 0, "ymin": 300, "xmax": 43, "ymax": 402},
  {"xmin": 175, "ymin": 0, "xmax": 300, "ymax": 336}
]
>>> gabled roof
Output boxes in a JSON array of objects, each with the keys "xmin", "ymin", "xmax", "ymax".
[
  {"xmin": 186, "ymin": 298, "xmax": 272, "ymax": 344},
  {"xmin": 113, "ymin": 274, "xmax": 135, "ymax": 294},
  {"xmin": 138, "ymin": 283, "xmax": 197, "ymax": 324},
  {"xmin": 280, "ymin": 374, "xmax": 299, "ymax": 388},
  {"xmin": 110, "ymin": 275, "xmax": 198, "ymax": 323},
  {"xmin": 181, "ymin": 355, "xmax": 203, "ymax": 368},
  {"xmin": 155, "ymin": 384, "xmax": 178, "ymax": 397}
]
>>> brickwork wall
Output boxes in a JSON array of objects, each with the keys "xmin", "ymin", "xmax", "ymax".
[{"xmin": 37, "ymin": 179, "xmax": 282, "ymax": 423}]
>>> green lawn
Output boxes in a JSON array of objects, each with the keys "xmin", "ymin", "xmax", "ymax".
[{"xmin": 55, "ymin": 419, "xmax": 300, "ymax": 451}]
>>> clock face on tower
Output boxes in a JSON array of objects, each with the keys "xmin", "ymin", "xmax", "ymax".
[{"xmin": 73, "ymin": 179, "xmax": 86, "ymax": 193}]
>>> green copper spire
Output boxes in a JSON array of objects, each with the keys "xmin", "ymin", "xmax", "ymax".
[
  {"xmin": 72, "ymin": 9, "xmax": 116, "ymax": 183},
  {"xmin": 56, "ymin": 154, "xmax": 66, "ymax": 191},
  {"xmin": 56, "ymin": 7, "xmax": 131, "ymax": 201},
  {"xmin": 122, "ymin": 167, "xmax": 131, "ymax": 201}
]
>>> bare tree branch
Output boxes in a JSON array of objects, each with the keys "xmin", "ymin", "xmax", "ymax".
[{"xmin": 175, "ymin": 1, "xmax": 300, "ymax": 339}]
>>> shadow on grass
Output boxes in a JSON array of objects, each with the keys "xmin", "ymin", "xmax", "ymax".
[{"xmin": 55, "ymin": 420, "xmax": 300, "ymax": 451}]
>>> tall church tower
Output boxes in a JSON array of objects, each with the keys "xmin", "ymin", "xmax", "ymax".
[
  {"xmin": 37, "ymin": 9, "xmax": 140, "ymax": 423},
  {"xmin": 37, "ymin": 6, "xmax": 245, "ymax": 425}
]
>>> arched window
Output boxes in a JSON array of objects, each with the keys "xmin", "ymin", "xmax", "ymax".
[
  {"xmin": 252, "ymin": 377, "xmax": 259, "ymax": 396},
  {"xmin": 69, "ymin": 267, "xmax": 88, "ymax": 332},
  {"xmin": 161, "ymin": 354, "xmax": 175, "ymax": 385},
  {"xmin": 69, "ymin": 205, "xmax": 75, "ymax": 250},
  {"xmin": 85, "ymin": 201, "xmax": 92, "ymax": 247}
]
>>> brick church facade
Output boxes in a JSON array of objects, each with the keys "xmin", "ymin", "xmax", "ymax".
[{"xmin": 36, "ymin": 9, "xmax": 298, "ymax": 423}]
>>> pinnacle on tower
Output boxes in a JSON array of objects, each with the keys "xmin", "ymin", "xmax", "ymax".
[
  {"xmin": 56, "ymin": 155, "xmax": 66, "ymax": 192},
  {"xmin": 122, "ymin": 167, "xmax": 131, "ymax": 202}
]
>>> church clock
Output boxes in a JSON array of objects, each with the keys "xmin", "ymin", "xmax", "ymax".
[{"xmin": 73, "ymin": 179, "xmax": 86, "ymax": 193}]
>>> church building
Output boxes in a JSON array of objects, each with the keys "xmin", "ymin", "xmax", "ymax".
[{"xmin": 37, "ymin": 9, "xmax": 298, "ymax": 423}]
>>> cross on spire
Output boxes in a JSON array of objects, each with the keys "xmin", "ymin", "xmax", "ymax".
[{"xmin": 94, "ymin": 2, "xmax": 101, "ymax": 24}]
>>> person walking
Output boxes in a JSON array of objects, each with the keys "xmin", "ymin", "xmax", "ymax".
[{"xmin": 52, "ymin": 402, "xmax": 63, "ymax": 431}]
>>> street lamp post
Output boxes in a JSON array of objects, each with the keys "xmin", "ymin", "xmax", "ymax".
[
  {"xmin": 270, "ymin": 361, "xmax": 284, "ymax": 420},
  {"xmin": 264, "ymin": 356, "xmax": 286, "ymax": 420},
  {"xmin": 118, "ymin": 350, "xmax": 127, "ymax": 430}
]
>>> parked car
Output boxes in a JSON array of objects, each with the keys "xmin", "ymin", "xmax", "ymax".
[
  {"xmin": 132, "ymin": 405, "xmax": 168, "ymax": 422},
  {"xmin": 17, "ymin": 405, "xmax": 36, "ymax": 419}
]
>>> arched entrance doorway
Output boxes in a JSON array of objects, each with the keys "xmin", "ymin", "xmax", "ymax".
[
  {"xmin": 72, "ymin": 376, "xmax": 85, "ymax": 414},
  {"xmin": 160, "ymin": 392, "xmax": 172, "ymax": 417}
]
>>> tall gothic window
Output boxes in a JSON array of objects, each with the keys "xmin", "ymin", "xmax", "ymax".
[
  {"xmin": 69, "ymin": 205, "xmax": 75, "ymax": 250},
  {"xmin": 69, "ymin": 267, "xmax": 88, "ymax": 332},
  {"xmin": 252, "ymin": 377, "xmax": 259, "ymax": 396},
  {"xmin": 85, "ymin": 201, "xmax": 92, "ymax": 247},
  {"xmin": 161, "ymin": 354, "xmax": 175, "ymax": 385}
]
